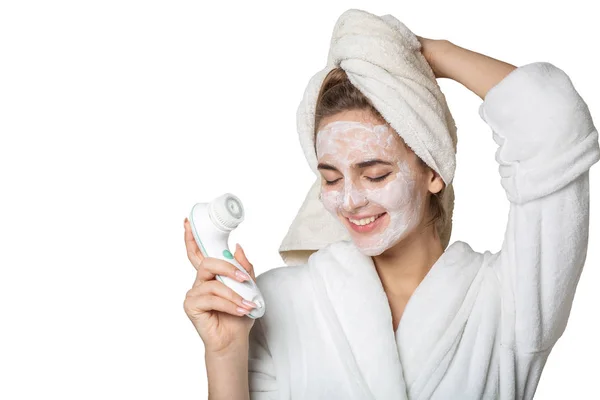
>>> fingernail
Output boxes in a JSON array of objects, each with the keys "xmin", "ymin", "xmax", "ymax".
[
  {"xmin": 237, "ymin": 307, "xmax": 250, "ymax": 315},
  {"xmin": 242, "ymin": 299, "xmax": 257, "ymax": 308},
  {"xmin": 235, "ymin": 270, "xmax": 249, "ymax": 282}
]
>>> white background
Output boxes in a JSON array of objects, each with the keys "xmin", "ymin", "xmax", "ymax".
[{"xmin": 1, "ymin": 1, "xmax": 598, "ymax": 399}]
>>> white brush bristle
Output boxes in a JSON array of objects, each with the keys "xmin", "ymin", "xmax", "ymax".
[{"xmin": 208, "ymin": 193, "xmax": 245, "ymax": 231}]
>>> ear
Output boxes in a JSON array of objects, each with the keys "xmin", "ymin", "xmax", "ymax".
[{"xmin": 428, "ymin": 169, "xmax": 444, "ymax": 195}]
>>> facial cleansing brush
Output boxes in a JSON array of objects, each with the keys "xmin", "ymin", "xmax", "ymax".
[{"xmin": 188, "ymin": 193, "xmax": 265, "ymax": 319}]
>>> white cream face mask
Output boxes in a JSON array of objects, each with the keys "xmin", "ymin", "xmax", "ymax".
[{"xmin": 316, "ymin": 120, "xmax": 424, "ymax": 256}]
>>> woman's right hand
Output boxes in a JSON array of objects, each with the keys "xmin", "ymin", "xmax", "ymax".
[{"xmin": 183, "ymin": 218, "xmax": 258, "ymax": 355}]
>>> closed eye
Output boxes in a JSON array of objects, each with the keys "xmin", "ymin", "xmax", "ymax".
[
  {"xmin": 324, "ymin": 178, "xmax": 341, "ymax": 186},
  {"xmin": 324, "ymin": 172, "xmax": 392, "ymax": 186},
  {"xmin": 367, "ymin": 172, "xmax": 392, "ymax": 182}
]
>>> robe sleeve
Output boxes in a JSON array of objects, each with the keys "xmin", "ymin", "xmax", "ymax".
[
  {"xmin": 248, "ymin": 317, "xmax": 279, "ymax": 399},
  {"xmin": 479, "ymin": 61, "xmax": 600, "ymax": 354}
]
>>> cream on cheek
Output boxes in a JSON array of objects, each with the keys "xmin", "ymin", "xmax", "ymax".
[{"xmin": 316, "ymin": 120, "xmax": 423, "ymax": 256}]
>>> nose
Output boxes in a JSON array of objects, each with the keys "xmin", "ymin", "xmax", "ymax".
[{"xmin": 342, "ymin": 182, "xmax": 368, "ymax": 212}]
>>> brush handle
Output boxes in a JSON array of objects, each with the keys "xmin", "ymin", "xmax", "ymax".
[{"xmin": 189, "ymin": 201, "xmax": 266, "ymax": 319}]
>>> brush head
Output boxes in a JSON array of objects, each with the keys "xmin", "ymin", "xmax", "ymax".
[{"xmin": 208, "ymin": 193, "xmax": 245, "ymax": 231}]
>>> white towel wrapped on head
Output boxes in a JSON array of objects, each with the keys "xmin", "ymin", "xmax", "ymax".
[{"xmin": 279, "ymin": 8, "xmax": 458, "ymax": 266}]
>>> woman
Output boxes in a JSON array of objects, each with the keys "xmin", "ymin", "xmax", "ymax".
[{"xmin": 183, "ymin": 10, "xmax": 599, "ymax": 400}]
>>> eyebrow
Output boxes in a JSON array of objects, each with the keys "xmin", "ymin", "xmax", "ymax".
[{"xmin": 317, "ymin": 159, "xmax": 393, "ymax": 171}]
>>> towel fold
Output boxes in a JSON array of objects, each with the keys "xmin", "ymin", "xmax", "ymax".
[{"xmin": 279, "ymin": 9, "xmax": 458, "ymax": 266}]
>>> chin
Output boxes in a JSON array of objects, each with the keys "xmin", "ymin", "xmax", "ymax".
[
  {"xmin": 350, "ymin": 230, "xmax": 412, "ymax": 258},
  {"xmin": 357, "ymin": 247, "xmax": 386, "ymax": 257}
]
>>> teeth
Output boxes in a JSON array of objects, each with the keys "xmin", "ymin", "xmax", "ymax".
[{"xmin": 349, "ymin": 214, "xmax": 381, "ymax": 226}]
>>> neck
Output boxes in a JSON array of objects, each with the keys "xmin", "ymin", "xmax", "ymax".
[{"xmin": 371, "ymin": 221, "xmax": 444, "ymax": 299}]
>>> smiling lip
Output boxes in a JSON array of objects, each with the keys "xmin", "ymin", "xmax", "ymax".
[
  {"xmin": 345, "ymin": 212, "xmax": 387, "ymax": 233},
  {"xmin": 345, "ymin": 212, "xmax": 385, "ymax": 220}
]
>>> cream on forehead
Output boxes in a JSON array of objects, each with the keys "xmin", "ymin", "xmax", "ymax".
[{"xmin": 316, "ymin": 120, "xmax": 397, "ymax": 160}]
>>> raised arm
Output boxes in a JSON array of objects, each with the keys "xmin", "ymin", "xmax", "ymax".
[
  {"xmin": 417, "ymin": 37, "xmax": 517, "ymax": 98},
  {"xmin": 478, "ymin": 62, "xmax": 599, "ymax": 353},
  {"xmin": 428, "ymin": 40, "xmax": 600, "ymax": 354}
]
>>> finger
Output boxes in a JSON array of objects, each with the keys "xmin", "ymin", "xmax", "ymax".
[
  {"xmin": 192, "ymin": 264, "xmax": 213, "ymax": 288},
  {"xmin": 191, "ymin": 280, "xmax": 257, "ymax": 310},
  {"xmin": 184, "ymin": 292, "xmax": 251, "ymax": 317},
  {"xmin": 184, "ymin": 218, "xmax": 204, "ymax": 270},
  {"xmin": 201, "ymin": 257, "xmax": 250, "ymax": 284},
  {"xmin": 234, "ymin": 243, "xmax": 255, "ymax": 279}
]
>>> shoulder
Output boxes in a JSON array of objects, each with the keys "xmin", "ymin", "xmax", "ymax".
[
  {"xmin": 253, "ymin": 263, "xmax": 315, "ymax": 329},
  {"xmin": 422, "ymin": 240, "xmax": 491, "ymax": 280},
  {"xmin": 254, "ymin": 263, "xmax": 309, "ymax": 301},
  {"xmin": 444, "ymin": 240, "xmax": 501, "ymax": 276},
  {"xmin": 255, "ymin": 264, "xmax": 303, "ymax": 286},
  {"xmin": 444, "ymin": 240, "xmax": 482, "ymax": 261}
]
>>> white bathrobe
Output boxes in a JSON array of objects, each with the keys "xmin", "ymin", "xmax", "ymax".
[{"xmin": 247, "ymin": 62, "xmax": 600, "ymax": 399}]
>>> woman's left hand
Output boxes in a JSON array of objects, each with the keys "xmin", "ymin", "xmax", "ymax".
[{"xmin": 416, "ymin": 35, "xmax": 451, "ymax": 79}]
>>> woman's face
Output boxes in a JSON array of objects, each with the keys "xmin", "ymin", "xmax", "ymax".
[{"xmin": 316, "ymin": 109, "xmax": 429, "ymax": 256}]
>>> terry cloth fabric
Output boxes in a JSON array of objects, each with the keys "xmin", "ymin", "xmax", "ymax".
[
  {"xmin": 278, "ymin": 8, "xmax": 458, "ymax": 266},
  {"xmin": 250, "ymin": 60, "xmax": 600, "ymax": 400}
]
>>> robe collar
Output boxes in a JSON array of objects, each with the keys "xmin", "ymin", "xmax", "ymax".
[{"xmin": 306, "ymin": 239, "xmax": 483, "ymax": 399}]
